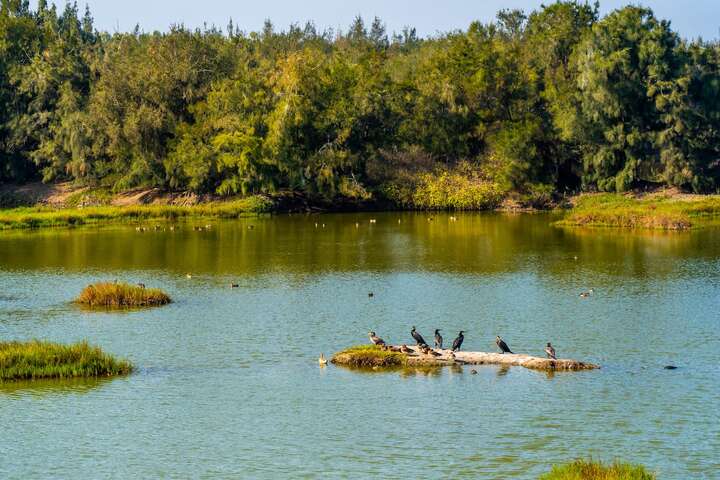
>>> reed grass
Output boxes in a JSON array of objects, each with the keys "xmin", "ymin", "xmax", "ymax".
[
  {"xmin": 556, "ymin": 193, "xmax": 720, "ymax": 230},
  {"xmin": 331, "ymin": 345, "xmax": 407, "ymax": 367},
  {"xmin": 76, "ymin": 282, "xmax": 171, "ymax": 308},
  {"xmin": 0, "ymin": 340, "xmax": 133, "ymax": 381},
  {"xmin": 540, "ymin": 459, "xmax": 655, "ymax": 480},
  {"xmin": 0, "ymin": 195, "xmax": 273, "ymax": 230}
]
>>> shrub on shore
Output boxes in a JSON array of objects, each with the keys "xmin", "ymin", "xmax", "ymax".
[
  {"xmin": 540, "ymin": 459, "xmax": 655, "ymax": 480},
  {"xmin": 0, "ymin": 340, "xmax": 133, "ymax": 381},
  {"xmin": 331, "ymin": 345, "xmax": 407, "ymax": 368},
  {"xmin": 76, "ymin": 282, "xmax": 171, "ymax": 308}
]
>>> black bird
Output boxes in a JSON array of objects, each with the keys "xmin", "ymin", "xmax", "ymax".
[
  {"xmin": 434, "ymin": 329, "xmax": 443, "ymax": 349},
  {"xmin": 545, "ymin": 342, "xmax": 556, "ymax": 359},
  {"xmin": 368, "ymin": 292, "xmax": 374, "ymax": 297},
  {"xmin": 137, "ymin": 283, "xmax": 146, "ymax": 289},
  {"xmin": 411, "ymin": 326, "xmax": 427, "ymax": 346},
  {"xmin": 368, "ymin": 331, "xmax": 386, "ymax": 346},
  {"xmin": 496, "ymin": 336, "xmax": 513, "ymax": 354},
  {"xmin": 452, "ymin": 331, "xmax": 465, "ymax": 352}
]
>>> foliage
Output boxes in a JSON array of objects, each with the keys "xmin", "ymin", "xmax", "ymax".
[
  {"xmin": 2, "ymin": 2, "xmax": 720, "ymax": 206},
  {"xmin": 540, "ymin": 459, "xmax": 655, "ymax": 480},
  {"xmin": 331, "ymin": 345, "xmax": 407, "ymax": 368},
  {"xmin": 557, "ymin": 192, "xmax": 720, "ymax": 229},
  {"xmin": 76, "ymin": 282, "xmax": 171, "ymax": 307},
  {"xmin": 0, "ymin": 340, "xmax": 132, "ymax": 381},
  {"xmin": 0, "ymin": 195, "xmax": 272, "ymax": 229}
]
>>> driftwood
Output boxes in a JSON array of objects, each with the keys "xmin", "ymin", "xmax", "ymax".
[{"xmin": 334, "ymin": 345, "xmax": 600, "ymax": 371}]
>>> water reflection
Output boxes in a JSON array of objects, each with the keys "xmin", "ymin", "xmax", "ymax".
[{"xmin": 0, "ymin": 376, "xmax": 113, "ymax": 397}]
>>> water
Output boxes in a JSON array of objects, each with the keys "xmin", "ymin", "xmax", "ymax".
[{"xmin": 0, "ymin": 212, "xmax": 718, "ymax": 479}]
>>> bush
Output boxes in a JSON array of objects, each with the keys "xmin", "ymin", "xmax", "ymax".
[
  {"xmin": 76, "ymin": 282, "xmax": 171, "ymax": 308},
  {"xmin": 0, "ymin": 340, "xmax": 133, "ymax": 381},
  {"xmin": 540, "ymin": 459, "xmax": 655, "ymax": 480},
  {"xmin": 331, "ymin": 345, "xmax": 407, "ymax": 368}
]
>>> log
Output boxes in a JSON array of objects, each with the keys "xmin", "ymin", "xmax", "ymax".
[{"xmin": 332, "ymin": 345, "xmax": 599, "ymax": 371}]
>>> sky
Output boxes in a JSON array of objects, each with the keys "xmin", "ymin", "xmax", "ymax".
[{"xmin": 29, "ymin": 0, "xmax": 720, "ymax": 40}]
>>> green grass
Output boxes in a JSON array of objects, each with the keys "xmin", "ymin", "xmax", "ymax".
[
  {"xmin": 331, "ymin": 345, "xmax": 408, "ymax": 368},
  {"xmin": 76, "ymin": 282, "xmax": 171, "ymax": 308},
  {"xmin": 0, "ymin": 340, "xmax": 133, "ymax": 381},
  {"xmin": 556, "ymin": 193, "xmax": 720, "ymax": 230},
  {"xmin": 0, "ymin": 195, "xmax": 273, "ymax": 230},
  {"xmin": 540, "ymin": 459, "xmax": 655, "ymax": 480}
]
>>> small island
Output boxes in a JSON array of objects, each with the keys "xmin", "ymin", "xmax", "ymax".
[
  {"xmin": 332, "ymin": 345, "xmax": 599, "ymax": 372},
  {"xmin": 0, "ymin": 340, "xmax": 133, "ymax": 381},
  {"xmin": 76, "ymin": 282, "xmax": 171, "ymax": 308}
]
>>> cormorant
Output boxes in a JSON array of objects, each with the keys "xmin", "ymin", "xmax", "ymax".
[
  {"xmin": 496, "ymin": 336, "xmax": 513, "ymax": 354},
  {"xmin": 318, "ymin": 353, "xmax": 328, "ymax": 365},
  {"xmin": 434, "ymin": 329, "xmax": 443, "ymax": 349},
  {"xmin": 545, "ymin": 342, "xmax": 556, "ymax": 359},
  {"xmin": 411, "ymin": 326, "xmax": 428, "ymax": 346},
  {"xmin": 368, "ymin": 331, "xmax": 386, "ymax": 346},
  {"xmin": 452, "ymin": 331, "xmax": 465, "ymax": 352}
]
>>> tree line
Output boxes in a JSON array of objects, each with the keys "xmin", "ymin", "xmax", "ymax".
[{"xmin": 1, "ymin": 0, "xmax": 719, "ymax": 206}]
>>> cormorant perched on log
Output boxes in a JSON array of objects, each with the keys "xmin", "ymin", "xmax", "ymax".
[
  {"xmin": 545, "ymin": 342, "xmax": 556, "ymax": 359},
  {"xmin": 496, "ymin": 336, "xmax": 513, "ymax": 354},
  {"xmin": 411, "ymin": 326, "xmax": 428, "ymax": 346},
  {"xmin": 452, "ymin": 331, "xmax": 465, "ymax": 352},
  {"xmin": 434, "ymin": 329, "xmax": 443, "ymax": 349},
  {"xmin": 368, "ymin": 331, "xmax": 386, "ymax": 346}
]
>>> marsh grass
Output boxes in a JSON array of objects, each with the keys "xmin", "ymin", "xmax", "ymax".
[
  {"xmin": 556, "ymin": 193, "xmax": 720, "ymax": 230},
  {"xmin": 540, "ymin": 459, "xmax": 655, "ymax": 480},
  {"xmin": 0, "ymin": 196, "xmax": 273, "ymax": 230},
  {"xmin": 0, "ymin": 340, "xmax": 133, "ymax": 381},
  {"xmin": 331, "ymin": 345, "xmax": 407, "ymax": 368},
  {"xmin": 76, "ymin": 282, "xmax": 171, "ymax": 308}
]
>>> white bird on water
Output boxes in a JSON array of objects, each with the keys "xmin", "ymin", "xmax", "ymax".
[{"xmin": 318, "ymin": 354, "xmax": 328, "ymax": 366}]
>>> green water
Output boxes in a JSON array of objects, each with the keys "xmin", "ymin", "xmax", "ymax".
[{"xmin": 0, "ymin": 212, "xmax": 718, "ymax": 479}]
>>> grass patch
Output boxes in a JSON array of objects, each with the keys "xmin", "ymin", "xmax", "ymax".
[
  {"xmin": 76, "ymin": 282, "xmax": 171, "ymax": 308},
  {"xmin": 0, "ymin": 195, "xmax": 273, "ymax": 230},
  {"xmin": 556, "ymin": 193, "xmax": 720, "ymax": 230},
  {"xmin": 331, "ymin": 345, "xmax": 408, "ymax": 368},
  {"xmin": 0, "ymin": 340, "xmax": 133, "ymax": 381},
  {"xmin": 540, "ymin": 459, "xmax": 655, "ymax": 480}
]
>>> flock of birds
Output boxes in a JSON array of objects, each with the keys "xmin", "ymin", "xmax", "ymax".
[{"xmin": 366, "ymin": 327, "xmax": 557, "ymax": 360}]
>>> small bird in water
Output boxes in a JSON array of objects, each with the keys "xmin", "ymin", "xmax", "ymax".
[
  {"xmin": 230, "ymin": 283, "xmax": 239, "ymax": 288},
  {"xmin": 545, "ymin": 342, "xmax": 557, "ymax": 359},
  {"xmin": 470, "ymin": 369, "xmax": 478, "ymax": 375},
  {"xmin": 368, "ymin": 331, "xmax": 386, "ymax": 346},
  {"xmin": 411, "ymin": 326, "xmax": 428, "ymax": 346},
  {"xmin": 452, "ymin": 331, "xmax": 465, "ymax": 352},
  {"xmin": 496, "ymin": 336, "xmax": 513, "ymax": 354},
  {"xmin": 434, "ymin": 329, "xmax": 443, "ymax": 349},
  {"xmin": 579, "ymin": 289, "xmax": 594, "ymax": 298},
  {"xmin": 318, "ymin": 353, "xmax": 328, "ymax": 366},
  {"xmin": 368, "ymin": 292, "xmax": 374, "ymax": 297},
  {"xmin": 185, "ymin": 273, "xmax": 192, "ymax": 279}
]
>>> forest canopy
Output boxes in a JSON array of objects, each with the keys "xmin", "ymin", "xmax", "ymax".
[{"xmin": 1, "ymin": 0, "xmax": 719, "ymax": 206}]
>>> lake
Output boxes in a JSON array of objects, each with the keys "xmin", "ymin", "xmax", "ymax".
[{"xmin": 0, "ymin": 212, "xmax": 718, "ymax": 479}]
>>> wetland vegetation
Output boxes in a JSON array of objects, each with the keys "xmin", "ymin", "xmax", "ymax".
[
  {"xmin": 541, "ymin": 459, "xmax": 655, "ymax": 480},
  {"xmin": 76, "ymin": 282, "xmax": 171, "ymax": 308}
]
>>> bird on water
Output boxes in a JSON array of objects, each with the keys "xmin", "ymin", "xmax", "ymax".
[
  {"xmin": 545, "ymin": 342, "xmax": 556, "ymax": 359},
  {"xmin": 496, "ymin": 336, "xmax": 513, "ymax": 354},
  {"xmin": 452, "ymin": 331, "xmax": 465, "ymax": 352},
  {"xmin": 368, "ymin": 331, "xmax": 386, "ymax": 346},
  {"xmin": 579, "ymin": 288, "xmax": 594, "ymax": 298},
  {"xmin": 434, "ymin": 329, "xmax": 443, "ymax": 349},
  {"xmin": 411, "ymin": 326, "xmax": 428, "ymax": 346}
]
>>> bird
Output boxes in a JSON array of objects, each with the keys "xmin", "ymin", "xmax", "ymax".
[
  {"xmin": 368, "ymin": 331, "xmax": 386, "ymax": 346},
  {"xmin": 545, "ymin": 342, "xmax": 557, "ymax": 359},
  {"xmin": 230, "ymin": 283, "xmax": 239, "ymax": 288},
  {"xmin": 137, "ymin": 283, "xmax": 146, "ymax": 289},
  {"xmin": 470, "ymin": 369, "xmax": 478, "ymax": 375},
  {"xmin": 318, "ymin": 354, "xmax": 328, "ymax": 366},
  {"xmin": 496, "ymin": 336, "xmax": 513, "ymax": 354},
  {"xmin": 452, "ymin": 331, "xmax": 465, "ymax": 352},
  {"xmin": 434, "ymin": 329, "xmax": 443, "ymax": 349},
  {"xmin": 248, "ymin": 225, "xmax": 255, "ymax": 230},
  {"xmin": 411, "ymin": 326, "xmax": 428, "ymax": 346},
  {"xmin": 579, "ymin": 288, "xmax": 594, "ymax": 298},
  {"xmin": 400, "ymin": 344, "xmax": 412, "ymax": 354},
  {"xmin": 427, "ymin": 348, "xmax": 441, "ymax": 357},
  {"xmin": 185, "ymin": 273, "xmax": 192, "ymax": 279},
  {"xmin": 369, "ymin": 219, "xmax": 377, "ymax": 224},
  {"xmin": 368, "ymin": 292, "xmax": 374, "ymax": 297}
]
